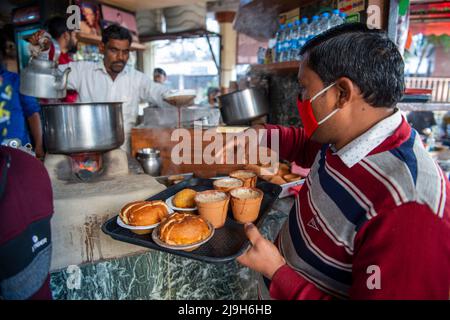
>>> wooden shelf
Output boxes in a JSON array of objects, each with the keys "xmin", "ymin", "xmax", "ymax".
[
  {"xmin": 250, "ymin": 61, "xmax": 300, "ymax": 74},
  {"xmin": 76, "ymin": 32, "xmax": 146, "ymax": 51}
]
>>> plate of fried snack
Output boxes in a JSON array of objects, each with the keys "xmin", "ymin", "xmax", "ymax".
[
  {"xmin": 165, "ymin": 188, "xmax": 198, "ymax": 211},
  {"xmin": 244, "ymin": 162, "xmax": 302, "ymax": 185},
  {"xmin": 243, "ymin": 162, "xmax": 305, "ymax": 198},
  {"xmin": 117, "ymin": 200, "xmax": 174, "ymax": 235},
  {"xmin": 152, "ymin": 213, "xmax": 214, "ymax": 252}
]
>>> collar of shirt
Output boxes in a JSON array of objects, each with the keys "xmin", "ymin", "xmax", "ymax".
[{"xmin": 330, "ymin": 108, "xmax": 403, "ymax": 168}]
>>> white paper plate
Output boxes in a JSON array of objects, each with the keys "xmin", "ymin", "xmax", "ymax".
[
  {"xmin": 116, "ymin": 206, "xmax": 174, "ymax": 230},
  {"xmin": 165, "ymin": 195, "xmax": 197, "ymax": 211},
  {"xmin": 152, "ymin": 220, "xmax": 215, "ymax": 251}
]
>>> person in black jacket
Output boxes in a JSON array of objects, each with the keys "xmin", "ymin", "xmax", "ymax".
[{"xmin": 0, "ymin": 145, "xmax": 53, "ymax": 300}]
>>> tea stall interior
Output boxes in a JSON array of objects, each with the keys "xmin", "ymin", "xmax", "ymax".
[
  {"xmin": 0, "ymin": 0, "xmax": 278, "ymax": 299},
  {"xmin": 2, "ymin": 0, "xmax": 449, "ymax": 300}
]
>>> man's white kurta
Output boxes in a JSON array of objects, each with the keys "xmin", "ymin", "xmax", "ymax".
[{"xmin": 59, "ymin": 60, "xmax": 170, "ymax": 152}]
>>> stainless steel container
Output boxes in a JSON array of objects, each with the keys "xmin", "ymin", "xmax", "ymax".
[
  {"xmin": 136, "ymin": 148, "xmax": 162, "ymax": 176},
  {"xmin": 218, "ymin": 88, "xmax": 269, "ymax": 125},
  {"xmin": 41, "ymin": 102, "xmax": 124, "ymax": 154},
  {"xmin": 20, "ymin": 58, "xmax": 71, "ymax": 99}
]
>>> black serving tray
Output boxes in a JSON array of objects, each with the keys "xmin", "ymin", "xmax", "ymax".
[{"xmin": 101, "ymin": 178, "xmax": 282, "ymax": 263}]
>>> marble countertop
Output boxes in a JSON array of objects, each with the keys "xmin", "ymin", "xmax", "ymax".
[{"xmin": 50, "ymin": 197, "xmax": 294, "ymax": 300}]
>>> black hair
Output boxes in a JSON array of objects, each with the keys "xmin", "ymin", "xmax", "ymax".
[
  {"xmin": 153, "ymin": 68, "xmax": 166, "ymax": 77},
  {"xmin": 0, "ymin": 24, "xmax": 14, "ymax": 57},
  {"xmin": 46, "ymin": 16, "xmax": 69, "ymax": 40},
  {"xmin": 0, "ymin": 31, "xmax": 6, "ymax": 58},
  {"xmin": 300, "ymin": 23, "xmax": 405, "ymax": 108},
  {"xmin": 3, "ymin": 24, "xmax": 15, "ymax": 42},
  {"xmin": 102, "ymin": 24, "xmax": 132, "ymax": 45}
]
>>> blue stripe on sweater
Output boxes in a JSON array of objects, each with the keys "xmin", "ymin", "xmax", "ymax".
[
  {"xmin": 288, "ymin": 206, "xmax": 352, "ymax": 285},
  {"xmin": 389, "ymin": 129, "xmax": 418, "ymax": 185},
  {"xmin": 317, "ymin": 147, "xmax": 367, "ymax": 227}
]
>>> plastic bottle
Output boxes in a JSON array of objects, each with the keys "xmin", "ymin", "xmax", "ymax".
[
  {"xmin": 339, "ymin": 12, "xmax": 347, "ymax": 24},
  {"xmin": 275, "ymin": 24, "xmax": 286, "ymax": 62},
  {"xmin": 298, "ymin": 17, "xmax": 310, "ymax": 49},
  {"xmin": 318, "ymin": 12, "xmax": 331, "ymax": 33},
  {"xmin": 257, "ymin": 47, "xmax": 266, "ymax": 64},
  {"xmin": 279, "ymin": 23, "xmax": 292, "ymax": 62},
  {"xmin": 309, "ymin": 15, "xmax": 320, "ymax": 39},
  {"xmin": 282, "ymin": 22, "xmax": 293, "ymax": 61},
  {"xmin": 330, "ymin": 9, "xmax": 344, "ymax": 28},
  {"xmin": 289, "ymin": 19, "xmax": 301, "ymax": 61}
]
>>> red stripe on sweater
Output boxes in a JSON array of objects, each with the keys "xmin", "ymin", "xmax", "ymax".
[
  {"xmin": 323, "ymin": 160, "xmax": 376, "ymax": 218},
  {"xmin": 303, "ymin": 177, "xmax": 355, "ymax": 254},
  {"xmin": 361, "ymin": 158, "xmax": 406, "ymax": 203},
  {"xmin": 325, "ymin": 152, "xmax": 401, "ymax": 214},
  {"xmin": 295, "ymin": 184, "xmax": 354, "ymax": 266}
]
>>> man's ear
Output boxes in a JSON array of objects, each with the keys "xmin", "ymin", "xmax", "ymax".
[
  {"xmin": 335, "ymin": 77, "xmax": 356, "ymax": 108},
  {"xmin": 99, "ymin": 42, "xmax": 105, "ymax": 54}
]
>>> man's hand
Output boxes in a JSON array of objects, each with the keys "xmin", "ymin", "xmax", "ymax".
[
  {"xmin": 216, "ymin": 124, "xmax": 272, "ymax": 166},
  {"xmin": 28, "ymin": 30, "xmax": 50, "ymax": 47},
  {"xmin": 236, "ymin": 223, "xmax": 286, "ymax": 279},
  {"xmin": 26, "ymin": 113, "xmax": 44, "ymax": 159},
  {"xmin": 28, "ymin": 30, "xmax": 51, "ymax": 57},
  {"xmin": 34, "ymin": 143, "xmax": 45, "ymax": 160}
]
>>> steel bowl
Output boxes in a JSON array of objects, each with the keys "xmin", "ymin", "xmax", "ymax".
[
  {"xmin": 136, "ymin": 148, "xmax": 162, "ymax": 176},
  {"xmin": 218, "ymin": 88, "xmax": 269, "ymax": 125},
  {"xmin": 41, "ymin": 102, "xmax": 124, "ymax": 154}
]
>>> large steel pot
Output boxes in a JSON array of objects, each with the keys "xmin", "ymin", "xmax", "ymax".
[
  {"xmin": 42, "ymin": 102, "xmax": 124, "ymax": 154},
  {"xmin": 218, "ymin": 88, "xmax": 269, "ymax": 125}
]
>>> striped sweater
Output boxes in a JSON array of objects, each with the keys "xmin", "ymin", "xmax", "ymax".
[{"xmin": 260, "ymin": 117, "xmax": 450, "ymax": 300}]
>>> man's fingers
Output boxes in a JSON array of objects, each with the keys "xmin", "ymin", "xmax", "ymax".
[
  {"xmin": 236, "ymin": 245, "xmax": 252, "ymax": 266},
  {"xmin": 244, "ymin": 223, "xmax": 262, "ymax": 245},
  {"xmin": 236, "ymin": 251, "xmax": 247, "ymax": 265}
]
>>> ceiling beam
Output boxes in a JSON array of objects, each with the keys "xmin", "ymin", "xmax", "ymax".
[{"xmin": 99, "ymin": 0, "xmax": 207, "ymax": 11}]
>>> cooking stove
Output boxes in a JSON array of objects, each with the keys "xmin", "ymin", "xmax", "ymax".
[{"xmin": 43, "ymin": 148, "xmax": 166, "ymax": 271}]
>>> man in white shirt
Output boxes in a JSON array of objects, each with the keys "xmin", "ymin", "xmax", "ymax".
[{"xmin": 32, "ymin": 24, "xmax": 170, "ymax": 153}]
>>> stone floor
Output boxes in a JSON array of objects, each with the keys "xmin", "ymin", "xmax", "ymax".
[{"xmin": 50, "ymin": 198, "xmax": 294, "ymax": 300}]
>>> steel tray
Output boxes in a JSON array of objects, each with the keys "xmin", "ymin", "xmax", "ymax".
[{"xmin": 101, "ymin": 178, "xmax": 282, "ymax": 263}]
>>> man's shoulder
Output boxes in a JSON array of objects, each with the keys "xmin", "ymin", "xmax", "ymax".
[{"xmin": 363, "ymin": 131, "xmax": 448, "ymax": 218}]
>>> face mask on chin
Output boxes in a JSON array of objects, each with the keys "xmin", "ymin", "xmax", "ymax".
[{"xmin": 297, "ymin": 82, "xmax": 340, "ymax": 138}]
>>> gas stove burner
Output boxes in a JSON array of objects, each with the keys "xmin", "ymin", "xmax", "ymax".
[{"xmin": 70, "ymin": 152, "xmax": 103, "ymax": 182}]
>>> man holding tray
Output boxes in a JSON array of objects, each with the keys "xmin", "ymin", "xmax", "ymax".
[{"xmin": 236, "ymin": 23, "xmax": 450, "ymax": 300}]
